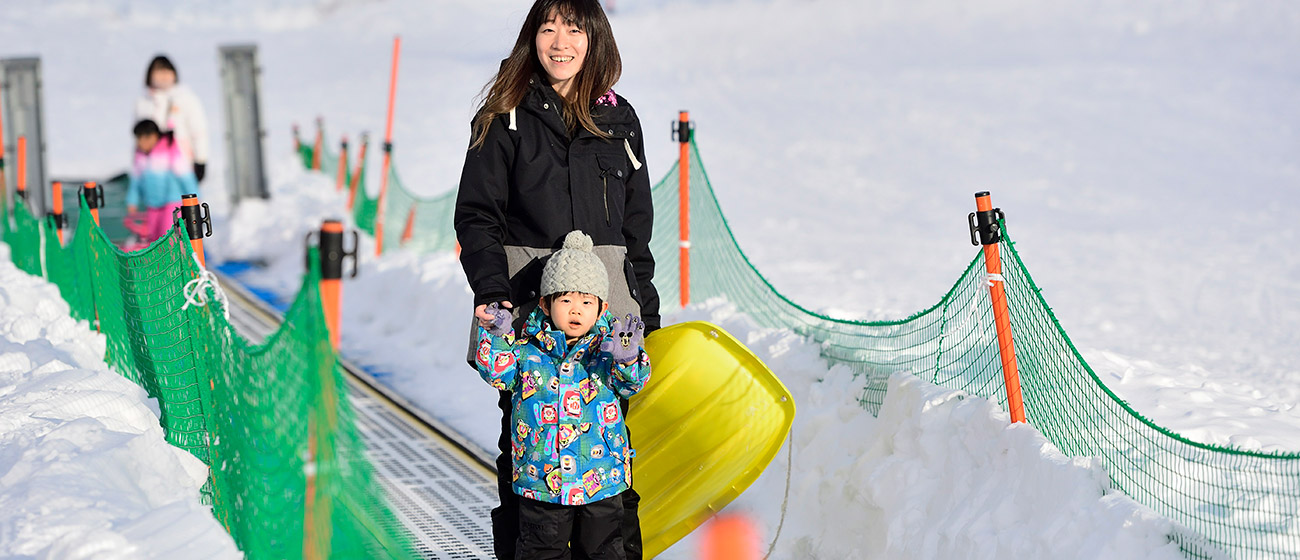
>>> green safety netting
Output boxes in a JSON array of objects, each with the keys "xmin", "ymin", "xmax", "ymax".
[
  {"xmin": 1, "ymin": 196, "xmax": 414, "ymax": 559},
  {"xmin": 304, "ymin": 124, "xmax": 1299, "ymax": 559},
  {"xmin": 299, "ymin": 128, "xmax": 457, "ymax": 255}
]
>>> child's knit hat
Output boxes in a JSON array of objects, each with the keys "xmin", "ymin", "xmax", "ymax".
[{"xmin": 541, "ymin": 230, "xmax": 608, "ymax": 301}]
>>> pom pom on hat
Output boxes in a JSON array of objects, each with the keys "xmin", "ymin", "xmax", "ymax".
[{"xmin": 541, "ymin": 230, "xmax": 609, "ymax": 301}]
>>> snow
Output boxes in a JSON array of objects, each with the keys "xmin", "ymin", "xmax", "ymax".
[
  {"xmin": 4, "ymin": 0, "xmax": 1300, "ymax": 556},
  {"xmin": 0, "ymin": 244, "xmax": 241, "ymax": 559}
]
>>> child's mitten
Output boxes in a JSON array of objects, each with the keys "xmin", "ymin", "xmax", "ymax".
[{"xmin": 602, "ymin": 313, "xmax": 645, "ymax": 363}]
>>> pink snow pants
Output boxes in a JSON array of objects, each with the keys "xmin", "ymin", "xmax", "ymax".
[{"xmin": 144, "ymin": 202, "xmax": 183, "ymax": 244}]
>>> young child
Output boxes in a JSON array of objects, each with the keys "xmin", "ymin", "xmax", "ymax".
[
  {"xmin": 475, "ymin": 230, "xmax": 651, "ymax": 559},
  {"xmin": 126, "ymin": 119, "xmax": 198, "ymax": 244}
]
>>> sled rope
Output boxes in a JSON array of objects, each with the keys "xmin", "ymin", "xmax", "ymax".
[{"xmin": 764, "ymin": 428, "xmax": 794, "ymax": 560}]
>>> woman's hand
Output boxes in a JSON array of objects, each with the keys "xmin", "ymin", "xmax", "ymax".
[{"xmin": 475, "ymin": 300, "xmax": 514, "ymax": 328}]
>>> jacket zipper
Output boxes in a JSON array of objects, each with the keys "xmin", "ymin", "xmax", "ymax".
[{"xmin": 602, "ymin": 174, "xmax": 611, "ymax": 225}]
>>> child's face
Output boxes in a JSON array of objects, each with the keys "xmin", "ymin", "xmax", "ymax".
[
  {"xmin": 136, "ymin": 133, "xmax": 159, "ymax": 153},
  {"xmin": 541, "ymin": 292, "xmax": 607, "ymax": 340}
]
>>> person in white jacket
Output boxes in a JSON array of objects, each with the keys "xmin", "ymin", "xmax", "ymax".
[{"xmin": 135, "ymin": 55, "xmax": 210, "ymax": 183}]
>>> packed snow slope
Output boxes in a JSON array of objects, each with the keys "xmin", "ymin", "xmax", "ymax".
[
  {"xmin": 0, "ymin": 244, "xmax": 241, "ymax": 559},
  {"xmin": 4, "ymin": 0, "xmax": 1298, "ymax": 448}
]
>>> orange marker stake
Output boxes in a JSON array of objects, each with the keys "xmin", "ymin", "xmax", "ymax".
[
  {"xmin": 16, "ymin": 136, "xmax": 27, "ymax": 200},
  {"xmin": 347, "ymin": 136, "xmax": 368, "ymax": 211},
  {"xmin": 676, "ymin": 111, "xmax": 691, "ymax": 307},
  {"xmin": 51, "ymin": 181, "xmax": 64, "ymax": 244},
  {"xmin": 970, "ymin": 191, "xmax": 1026, "ymax": 423},
  {"xmin": 700, "ymin": 514, "xmax": 761, "ymax": 560},
  {"xmin": 374, "ymin": 35, "xmax": 401, "ymax": 257},
  {"xmin": 83, "ymin": 182, "xmax": 102, "ymax": 226},
  {"xmin": 179, "ymin": 194, "xmax": 211, "ymax": 268},
  {"xmin": 335, "ymin": 137, "xmax": 349, "ymax": 192}
]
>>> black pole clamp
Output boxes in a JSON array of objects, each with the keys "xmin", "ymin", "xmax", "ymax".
[
  {"xmin": 82, "ymin": 183, "xmax": 105, "ymax": 210},
  {"xmin": 307, "ymin": 220, "xmax": 359, "ymax": 279},
  {"xmin": 671, "ymin": 116, "xmax": 693, "ymax": 144},
  {"xmin": 48, "ymin": 212, "xmax": 65, "ymax": 230},
  {"xmin": 383, "ymin": 141, "xmax": 393, "ymax": 154},
  {"xmin": 968, "ymin": 197, "xmax": 1005, "ymax": 246},
  {"xmin": 174, "ymin": 194, "xmax": 213, "ymax": 241}
]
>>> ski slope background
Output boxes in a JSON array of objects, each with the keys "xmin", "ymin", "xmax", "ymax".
[{"xmin": 3, "ymin": 0, "xmax": 1299, "ymax": 557}]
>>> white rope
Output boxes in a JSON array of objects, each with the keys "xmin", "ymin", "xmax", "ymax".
[
  {"xmin": 624, "ymin": 139, "xmax": 643, "ymax": 170},
  {"xmin": 182, "ymin": 252, "xmax": 229, "ymax": 321},
  {"xmin": 986, "ymin": 272, "xmax": 1006, "ymax": 287}
]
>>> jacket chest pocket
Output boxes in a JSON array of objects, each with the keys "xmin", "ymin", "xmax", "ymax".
[{"xmin": 595, "ymin": 154, "xmax": 629, "ymax": 227}]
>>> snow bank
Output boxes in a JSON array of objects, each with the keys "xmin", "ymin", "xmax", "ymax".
[
  {"xmin": 0, "ymin": 244, "xmax": 241, "ymax": 560},
  {"xmin": 658, "ymin": 300, "xmax": 1188, "ymax": 559}
]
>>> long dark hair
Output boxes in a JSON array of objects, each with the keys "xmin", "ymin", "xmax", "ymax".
[
  {"xmin": 471, "ymin": 0, "xmax": 621, "ymax": 149},
  {"xmin": 145, "ymin": 55, "xmax": 178, "ymax": 87}
]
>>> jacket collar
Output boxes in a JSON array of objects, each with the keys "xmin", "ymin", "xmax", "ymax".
[
  {"xmin": 521, "ymin": 74, "xmax": 635, "ymax": 138},
  {"xmin": 522, "ymin": 305, "xmax": 612, "ymax": 360}
]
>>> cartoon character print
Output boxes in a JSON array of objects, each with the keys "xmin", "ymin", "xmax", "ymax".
[
  {"xmin": 563, "ymin": 390, "xmax": 583, "ymax": 418},
  {"xmin": 579, "ymin": 377, "xmax": 599, "ymax": 404},
  {"xmin": 523, "ymin": 489, "xmax": 538, "ymax": 501},
  {"xmin": 534, "ymin": 403, "xmax": 558, "ymax": 426},
  {"xmin": 600, "ymin": 401, "xmax": 621, "ymax": 425},
  {"xmin": 512, "ymin": 466, "xmax": 521, "ymax": 482},
  {"xmin": 567, "ymin": 487, "xmax": 586, "ymax": 506},
  {"xmin": 493, "ymin": 352, "xmax": 516, "ymax": 376},
  {"xmin": 520, "ymin": 371, "xmax": 539, "ymax": 400},
  {"xmin": 527, "ymin": 464, "xmax": 539, "ymax": 480},
  {"xmin": 542, "ymin": 427, "xmax": 558, "ymax": 459},
  {"xmin": 558, "ymin": 424, "xmax": 580, "ymax": 449},
  {"xmin": 545, "ymin": 469, "xmax": 563, "ymax": 496},
  {"xmin": 591, "ymin": 444, "xmax": 605, "ymax": 459},
  {"xmin": 580, "ymin": 422, "xmax": 592, "ymax": 433},
  {"xmin": 571, "ymin": 347, "xmax": 585, "ymax": 362},
  {"xmin": 514, "ymin": 420, "xmax": 531, "ymax": 442},
  {"xmin": 476, "ymin": 338, "xmax": 491, "ymax": 367},
  {"xmin": 582, "ymin": 469, "xmax": 604, "ymax": 497},
  {"xmin": 561, "ymin": 455, "xmax": 577, "ymax": 476},
  {"xmin": 539, "ymin": 332, "xmax": 557, "ymax": 353},
  {"xmin": 512, "ymin": 441, "xmax": 525, "ymax": 461},
  {"xmin": 548, "ymin": 376, "xmax": 560, "ymax": 393},
  {"xmin": 610, "ymin": 466, "xmax": 622, "ymax": 485},
  {"xmin": 559, "ymin": 361, "xmax": 574, "ymax": 379}
]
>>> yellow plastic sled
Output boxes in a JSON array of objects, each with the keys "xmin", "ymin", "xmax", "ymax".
[{"xmin": 628, "ymin": 321, "xmax": 796, "ymax": 558}]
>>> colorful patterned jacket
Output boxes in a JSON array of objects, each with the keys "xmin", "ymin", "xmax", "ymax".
[{"xmin": 475, "ymin": 306, "xmax": 650, "ymax": 506}]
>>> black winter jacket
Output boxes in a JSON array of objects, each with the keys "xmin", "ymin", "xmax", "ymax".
[{"xmin": 454, "ymin": 77, "xmax": 660, "ymax": 331}]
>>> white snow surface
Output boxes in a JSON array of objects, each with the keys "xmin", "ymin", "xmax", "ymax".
[{"xmin": 0, "ymin": 245, "xmax": 241, "ymax": 560}]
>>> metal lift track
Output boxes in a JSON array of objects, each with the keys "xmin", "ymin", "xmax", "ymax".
[{"xmin": 217, "ymin": 272, "xmax": 500, "ymax": 559}]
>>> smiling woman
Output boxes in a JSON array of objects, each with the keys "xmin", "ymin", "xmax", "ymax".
[{"xmin": 452, "ymin": 0, "xmax": 658, "ymax": 558}]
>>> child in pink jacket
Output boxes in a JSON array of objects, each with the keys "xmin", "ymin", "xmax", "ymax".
[{"xmin": 126, "ymin": 119, "xmax": 198, "ymax": 243}]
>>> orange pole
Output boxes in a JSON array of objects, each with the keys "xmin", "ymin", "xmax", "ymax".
[
  {"xmin": 347, "ymin": 137, "xmax": 368, "ymax": 211},
  {"xmin": 51, "ymin": 181, "xmax": 64, "ymax": 244},
  {"xmin": 375, "ymin": 35, "xmax": 401, "ymax": 257},
  {"xmin": 85, "ymin": 182, "xmax": 101, "ymax": 226},
  {"xmin": 700, "ymin": 514, "xmax": 761, "ymax": 560},
  {"xmin": 320, "ymin": 220, "xmax": 344, "ymax": 349},
  {"xmin": 16, "ymin": 136, "xmax": 27, "ymax": 199},
  {"xmin": 335, "ymin": 137, "xmax": 348, "ymax": 192},
  {"xmin": 974, "ymin": 192, "xmax": 1026, "ymax": 423},
  {"xmin": 181, "ymin": 195, "xmax": 207, "ymax": 268},
  {"xmin": 400, "ymin": 205, "xmax": 416, "ymax": 245},
  {"xmin": 311, "ymin": 119, "xmax": 323, "ymax": 171},
  {"xmin": 677, "ymin": 111, "xmax": 691, "ymax": 307}
]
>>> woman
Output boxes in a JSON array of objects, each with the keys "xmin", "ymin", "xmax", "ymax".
[
  {"xmin": 135, "ymin": 55, "xmax": 210, "ymax": 184},
  {"xmin": 454, "ymin": 1, "xmax": 658, "ymax": 558}
]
